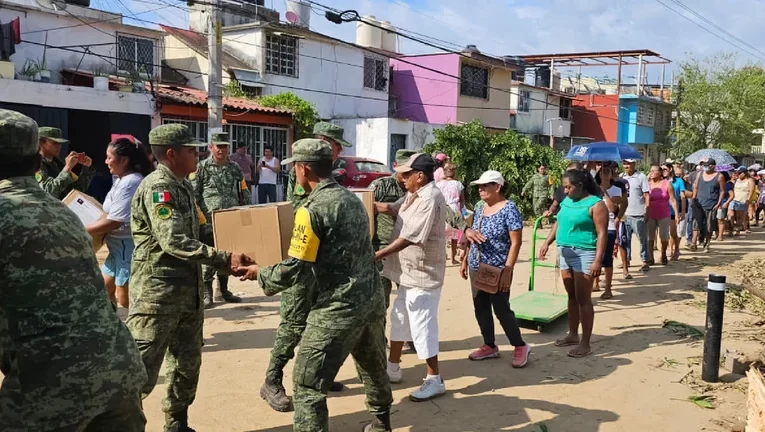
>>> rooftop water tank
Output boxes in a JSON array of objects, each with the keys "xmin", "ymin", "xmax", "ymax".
[
  {"xmin": 356, "ymin": 16, "xmax": 382, "ymax": 49},
  {"xmin": 380, "ymin": 21, "xmax": 397, "ymax": 53}
]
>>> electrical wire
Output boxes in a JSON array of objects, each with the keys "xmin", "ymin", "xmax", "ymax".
[{"xmin": 20, "ymin": 4, "xmax": 174, "ymax": 34}]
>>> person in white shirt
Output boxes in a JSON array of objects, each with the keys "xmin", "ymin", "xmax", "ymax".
[
  {"xmin": 257, "ymin": 146, "xmax": 280, "ymax": 203},
  {"xmin": 375, "ymin": 153, "xmax": 448, "ymax": 402},
  {"xmin": 86, "ymin": 137, "xmax": 153, "ymax": 307}
]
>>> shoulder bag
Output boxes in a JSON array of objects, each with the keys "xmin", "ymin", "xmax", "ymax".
[{"xmin": 472, "ymin": 211, "xmax": 503, "ymax": 294}]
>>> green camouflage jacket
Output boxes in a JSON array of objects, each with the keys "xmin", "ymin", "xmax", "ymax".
[
  {"xmin": 522, "ymin": 173, "xmax": 552, "ymax": 201},
  {"xmin": 258, "ymin": 179, "xmax": 385, "ymax": 330},
  {"xmin": 130, "ymin": 164, "xmax": 231, "ymax": 314},
  {"xmin": 0, "ymin": 176, "xmax": 146, "ymax": 430},
  {"xmin": 190, "ymin": 157, "xmax": 251, "ymax": 221},
  {"xmin": 36, "ymin": 157, "xmax": 94, "ymax": 200},
  {"xmin": 370, "ymin": 175, "xmax": 405, "ymax": 250}
]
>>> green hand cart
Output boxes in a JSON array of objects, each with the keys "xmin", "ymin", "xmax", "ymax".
[{"xmin": 512, "ymin": 216, "xmax": 568, "ymax": 332}]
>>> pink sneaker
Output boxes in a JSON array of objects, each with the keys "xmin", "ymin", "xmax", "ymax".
[
  {"xmin": 512, "ymin": 344, "xmax": 531, "ymax": 368},
  {"xmin": 468, "ymin": 344, "xmax": 499, "ymax": 361}
]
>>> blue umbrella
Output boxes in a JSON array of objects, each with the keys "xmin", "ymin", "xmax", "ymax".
[
  {"xmin": 565, "ymin": 142, "xmax": 642, "ymax": 162},
  {"xmin": 685, "ymin": 149, "xmax": 736, "ymax": 165}
]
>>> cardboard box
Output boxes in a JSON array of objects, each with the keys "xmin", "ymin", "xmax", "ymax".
[
  {"xmin": 63, "ymin": 190, "xmax": 107, "ymax": 252},
  {"xmin": 212, "ymin": 202, "xmax": 294, "ymax": 267},
  {"xmin": 349, "ymin": 188, "xmax": 375, "ymax": 238}
]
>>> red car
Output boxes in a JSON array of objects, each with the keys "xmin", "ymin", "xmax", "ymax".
[{"xmin": 334, "ymin": 156, "xmax": 392, "ymax": 188}]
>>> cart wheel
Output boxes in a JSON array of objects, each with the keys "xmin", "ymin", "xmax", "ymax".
[{"xmin": 537, "ymin": 324, "xmax": 544, "ymax": 332}]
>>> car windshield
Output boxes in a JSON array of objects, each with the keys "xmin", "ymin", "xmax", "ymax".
[{"xmin": 354, "ymin": 161, "xmax": 391, "ymax": 174}]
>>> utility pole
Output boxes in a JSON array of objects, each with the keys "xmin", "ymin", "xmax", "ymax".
[{"xmin": 207, "ymin": 0, "xmax": 223, "ymax": 135}]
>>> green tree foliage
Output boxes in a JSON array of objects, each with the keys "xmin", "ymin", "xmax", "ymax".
[
  {"xmin": 223, "ymin": 81, "xmax": 320, "ymax": 139},
  {"xmin": 423, "ymin": 121, "xmax": 565, "ymax": 217},
  {"xmin": 672, "ymin": 53, "xmax": 765, "ymax": 158}
]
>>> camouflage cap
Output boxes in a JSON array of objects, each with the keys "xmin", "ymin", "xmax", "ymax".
[
  {"xmin": 211, "ymin": 132, "xmax": 230, "ymax": 146},
  {"xmin": 0, "ymin": 109, "xmax": 40, "ymax": 157},
  {"xmin": 149, "ymin": 124, "xmax": 206, "ymax": 147},
  {"xmin": 395, "ymin": 149, "xmax": 417, "ymax": 165},
  {"xmin": 38, "ymin": 126, "xmax": 69, "ymax": 144},
  {"xmin": 313, "ymin": 121, "xmax": 351, "ymax": 147},
  {"xmin": 281, "ymin": 138, "xmax": 333, "ymax": 165}
]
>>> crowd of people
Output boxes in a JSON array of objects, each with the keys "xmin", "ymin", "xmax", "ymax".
[{"xmin": 2, "ymin": 105, "xmax": 763, "ymax": 432}]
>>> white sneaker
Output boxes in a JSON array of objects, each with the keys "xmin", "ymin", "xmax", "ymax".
[
  {"xmin": 387, "ymin": 362, "xmax": 402, "ymax": 383},
  {"xmin": 409, "ymin": 377, "xmax": 446, "ymax": 402}
]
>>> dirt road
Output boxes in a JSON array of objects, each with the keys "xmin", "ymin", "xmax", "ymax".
[{"xmin": 132, "ymin": 227, "xmax": 762, "ymax": 431}]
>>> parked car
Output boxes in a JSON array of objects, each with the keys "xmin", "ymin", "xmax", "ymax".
[{"xmin": 333, "ymin": 156, "xmax": 392, "ymax": 188}]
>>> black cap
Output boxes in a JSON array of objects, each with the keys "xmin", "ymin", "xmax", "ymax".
[
  {"xmin": 706, "ymin": 158, "xmax": 717, "ymax": 165},
  {"xmin": 394, "ymin": 153, "xmax": 437, "ymax": 174}
]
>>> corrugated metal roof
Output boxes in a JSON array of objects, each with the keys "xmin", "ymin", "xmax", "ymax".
[{"xmin": 154, "ymin": 85, "xmax": 292, "ymax": 115}]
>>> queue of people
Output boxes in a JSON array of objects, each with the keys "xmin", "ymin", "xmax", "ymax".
[{"xmin": 4, "ymin": 104, "xmax": 763, "ymax": 432}]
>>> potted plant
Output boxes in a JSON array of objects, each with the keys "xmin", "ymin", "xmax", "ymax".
[
  {"xmin": 130, "ymin": 66, "xmax": 148, "ymax": 93},
  {"xmin": 93, "ymin": 67, "xmax": 110, "ymax": 91},
  {"xmin": 36, "ymin": 55, "xmax": 51, "ymax": 83},
  {"xmin": 17, "ymin": 60, "xmax": 37, "ymax": 81}
]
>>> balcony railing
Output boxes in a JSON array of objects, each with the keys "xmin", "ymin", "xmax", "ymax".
[{"xmin": 751, "ymin": 145, "xmax": 764, "ymax": 155}]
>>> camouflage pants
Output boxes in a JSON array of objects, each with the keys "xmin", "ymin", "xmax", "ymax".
[
  {"xmin": 533, "ymin": 198, "xmax": 551, "ymax": 217},
  {"xmin": 293, "ymin": 318, "xmax": 393, "ymax": 432},
  {"xmin": 265, "ymin": 288, "xmax": 313, "ymax": 383},
  {"xmin": 126, "ymin": 309, "xmax": 203, "ymax": 416},
  {"xmin": 202, "ymin": 233, "xmax": 228, "ymax": 285},
  {"xmin": 46, "ymin": 392, "xmax": 146, "ymax": 432},
  {"xmin": 377, "ymin": 261, "xmax": 393, "ymax": 310}
]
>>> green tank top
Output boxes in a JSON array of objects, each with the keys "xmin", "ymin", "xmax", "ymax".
[{"xmin": 556, "ymin": 195, "xmax": 602, "ymax": 250}]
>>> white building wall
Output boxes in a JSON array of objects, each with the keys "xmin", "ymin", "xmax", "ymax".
[
  {"xmin": 1, "ymin": 0, "xmax": 164, "ymax": 83},
  {"xmin": 163, "ymin": 34, "xmax": 210, "ymax": 91},
  {"xmin": 334, "ymin": 117, "xmax": 444, "ymax": 166},
  {"xmin": 224, "ymin": 28, "xmax": 389, "ymax": 120},
  {"xmin": 510, "ymin": 85, "xmax": 571, "ymax": 137}
]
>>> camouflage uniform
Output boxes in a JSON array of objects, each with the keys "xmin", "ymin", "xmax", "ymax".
[
  {"xmin": 190, "ymin": 132, "xmax": 250, "ymax": 308},
  {"xmin": 35, "ymin": 127, "xmax": 94, "ymax": 200},
  {"xmin": 522, "ymin": 173, "xmax": 552, "ymax": 217},
  {"xmin": 0, "ymin": 110, "xmax": 147, "ymax": 432},
  {"xmin": 265, "ymin": 123, "xmax": 353, "ymax": 400},
  {"xmin": 258, "ymin": 138, "xmax": 392, "ymax": 432},
  {"xmin": 127, "ymin": 124, "xmax": 233, "ymax": 432}
]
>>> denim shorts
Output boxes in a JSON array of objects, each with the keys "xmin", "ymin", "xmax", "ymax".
[
  {"xmin": 101, "ymin": 236, "xmax": 134, "ymax": 287},
  {"xmin": 558, "ymin": 246, "xmax": 597, "ymax": 273},
  {"xmin": 730, "ymin": 201, "xmax": 748, "ymax": 212}
]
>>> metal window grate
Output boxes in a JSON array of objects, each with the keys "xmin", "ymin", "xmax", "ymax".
[
  {"xmin": 265, "ymin": 34, "xmax": 298, "ymax": 77},
  {"xmin": 460, "ymin": 63, "xmax": 489, "ymax": 99},
  {"xmin": 519, "ymin": 90, "xmax": 530, "ymax": 112},
  {"xmin": 117, "ymin": 34, "xmax": 156, "ymax": 76},
  {"xmin": 363, "ymin": 56, "xmax": 388, "ymax": 91}
]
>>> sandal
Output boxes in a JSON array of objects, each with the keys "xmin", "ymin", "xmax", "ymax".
[
  {"xmin": 600, "ymin": 291, "xmax": 614, "ymax": 300},
  {"xmin": 661, "ymin": 256, "xmax": 668, "ymax": 265},
  {"xmin": 567, "ymin": 347, "xmax": 592, "ymax": 358},
  {"xmin": 555, "ymin": 337, "xmax": 579, "ymax": 347}
]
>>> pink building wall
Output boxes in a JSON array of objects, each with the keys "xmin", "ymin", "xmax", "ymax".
[{"xmin": 390, "ymin": 54, "xmax": 460, "ymax": 124}]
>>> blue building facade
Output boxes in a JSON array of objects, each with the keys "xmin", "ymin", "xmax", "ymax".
[{"xmin": 616, "ymin": 95, "xmax": 673, "ymax": 160}]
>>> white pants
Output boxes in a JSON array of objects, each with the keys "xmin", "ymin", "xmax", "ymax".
[{"xmin": 390, "ymin": 285, "xmax": 441, "ymax": 360}]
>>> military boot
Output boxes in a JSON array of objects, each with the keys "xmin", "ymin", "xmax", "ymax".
[
  {"xmin": 203, "ymin": 282, "xmax": 214, "ymax": 309},
  {"xmin": 260, "ymin": 379, "xmax": 292, "ymax": 412},
  {"xmin": 361, "ymin": 413, "xmax": 392, "ymax": 432},
  {"xmin": 218, "ymin": 276, "xmax": 241, "ymax": 303},
  {"xmin": 165, "ymin": 409, "xmax": 197, "ymax": 432}
]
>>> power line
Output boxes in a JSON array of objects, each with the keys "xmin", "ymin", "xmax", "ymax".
[
  {"xmin": 653, "ymin": 0, "xmax": 765, "ymax": 62},
  {"xmin": 20, "ymin": 4, "xmax": 173, "ymax": 34}
]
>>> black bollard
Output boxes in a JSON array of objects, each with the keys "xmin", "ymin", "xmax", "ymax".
[{"xmin": 702, "ymin": 274, "xmax": 726, "ymax": 383}]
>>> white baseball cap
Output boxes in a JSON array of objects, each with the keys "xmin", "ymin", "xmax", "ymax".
[{"xmin": 470, "ymin": 170, "xmax": 505, "ymax": 186}]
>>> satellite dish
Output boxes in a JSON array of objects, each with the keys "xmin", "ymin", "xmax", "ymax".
[
  {"xmin": 36, "ymin": 0, "xmax": 67, "ymax": 11},
  {"xmin": 285, "ymin": 11, "xmax": 299, "ymax": 24}
]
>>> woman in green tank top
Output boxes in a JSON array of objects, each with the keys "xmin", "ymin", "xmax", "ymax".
[{"xmin": 538, "ymin": 169, "xmax": 609, "ymax": 358}]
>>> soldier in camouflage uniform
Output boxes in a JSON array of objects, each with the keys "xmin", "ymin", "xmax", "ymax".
[
  {"xmin": 36, "ymin": 126, "xmax": 95, "ymax": 199},
  {"xmin": 238, "ymin": 138, "xmax": 393, "ymax": 432},
  {"xmin": 0, "ymin": 109, "xmax": 148, "ymax": 432},
  {"xmin": 286, "ymin": 121, "xmax": 352, "ymax": 207},
  {"xmin": 190, "ymin": 132, "xmax": 250, "ymax": 308},
  {"xmin": 127, "ymin": 124, "xmax": 252, "ymax": 432},
  {"xmin": 522, "ymin": 164, "xmax": 552, "ymax": 218}
]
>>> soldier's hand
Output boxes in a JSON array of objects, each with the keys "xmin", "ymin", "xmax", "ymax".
[
  {"xmin": 63, "ymin": 152, "xmax": 79, "ymax": 172},
  {"xmin": 234, "ymin": 264, "xmax": 260, "ymax": 281},
  {"xmin": 80, "ymin": 154, "xmax": 93, "ymax": 167},
  {"xmin": 230, "ymin": 252, "xmax": 255, "ymax": 269}
]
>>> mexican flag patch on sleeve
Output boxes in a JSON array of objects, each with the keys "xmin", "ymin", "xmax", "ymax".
[{"xmin": 153, "ymin": 191, "xmax": 171, "ymax": 203}]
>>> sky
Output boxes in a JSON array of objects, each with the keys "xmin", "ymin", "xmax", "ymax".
[{"xmin": 113, "ymin": 0, "xmax": 765, "ymax": 83}]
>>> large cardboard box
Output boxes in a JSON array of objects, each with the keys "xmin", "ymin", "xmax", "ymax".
[
  {"xmin": 349, "ymin": 188, "xmax": 375, "ymax": 238},
  {"xmin": 212, "ymin": 202, "xmax": 294, "ymax": 267},
  {"xmin": 63, "ymin": 190, "xmax": 107, "ymax": 252}
]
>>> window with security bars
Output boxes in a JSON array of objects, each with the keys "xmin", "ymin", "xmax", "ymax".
[
  {"xmin": 637, "ymin": 103, "xmax": 655, "ymax": 126},
  {"xmin": 117, "ymin": 34, "xmax": 156, "ymax": 75},
  {"xmin": 518, "ymin": 90, "xmax": 530, "ymax": 113},
  {"xmin": 265, "ymin": 33, "xmax": 298, "ymax": 77},
  {"xmin": 363, "ymin": 56, "xmax": 388, "ymax": 91},
  {"xmin": 460, "ymin": 63, "xmax": 489, "ymax": 99}
]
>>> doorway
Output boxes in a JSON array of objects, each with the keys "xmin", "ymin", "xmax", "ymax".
[{"xmin": 389, "ymin": 134, "xmax": 407, "ymax": 169}]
